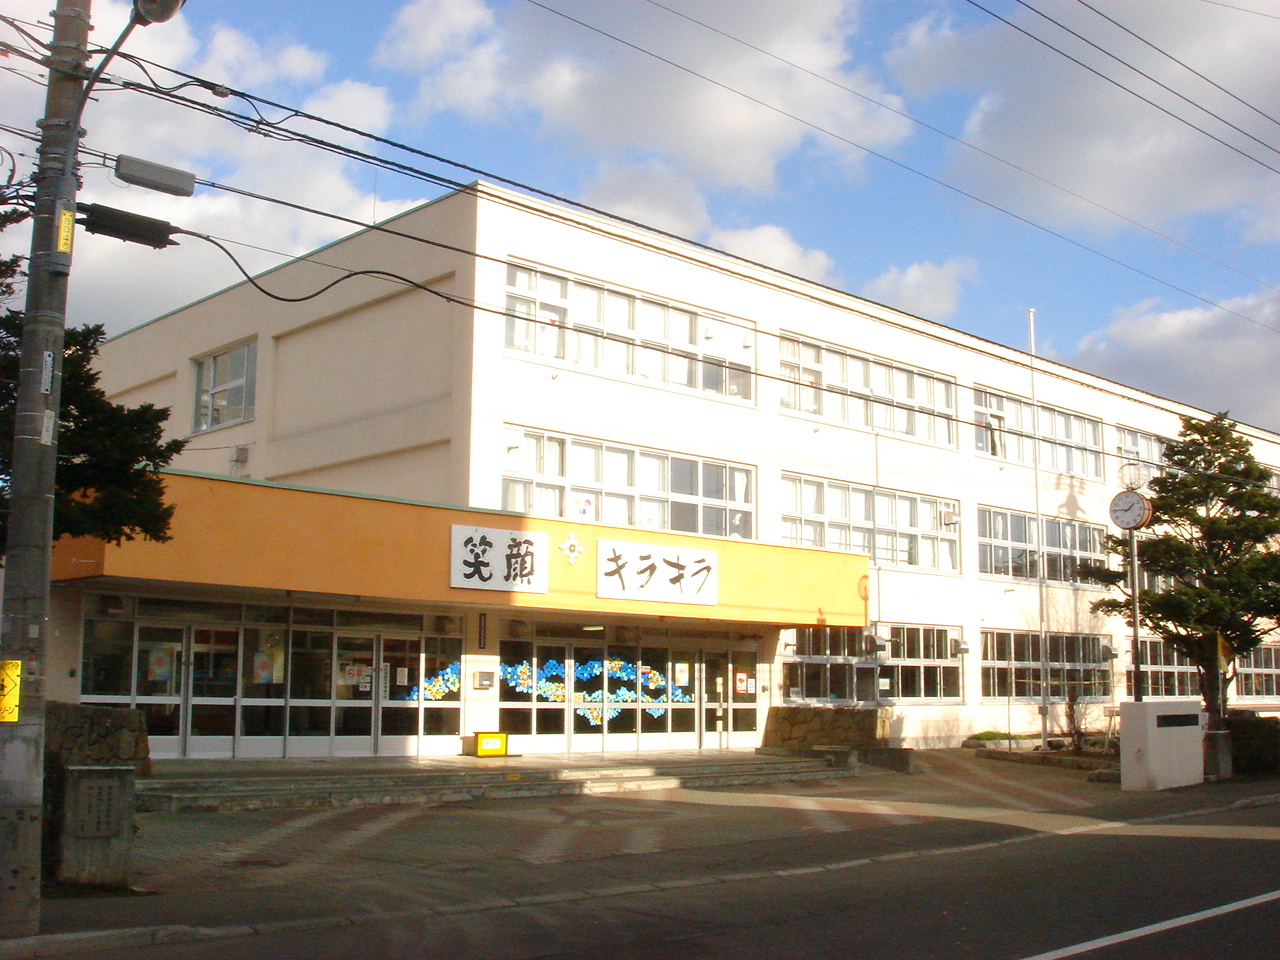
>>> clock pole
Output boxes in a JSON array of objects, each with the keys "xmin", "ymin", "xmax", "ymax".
[{"xmin": 1129, "ymin": 526, "xmax": 1144, "ymax": 702}]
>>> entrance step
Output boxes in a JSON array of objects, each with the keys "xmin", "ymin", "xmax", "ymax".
[{"xmin": 136, "ymin": 756, "xmax": 854, "ymax": 813}]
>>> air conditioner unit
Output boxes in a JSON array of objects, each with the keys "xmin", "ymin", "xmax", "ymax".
[
  {"xmin": 941, "ymin": 509, "xmax": 960, "ymax": 527},
  {"xmin": 952, "ymin": 639, "xmax": 970, "ymax": 657},
  {"xmin": 232, "ymin": 445, "xmax": 249, "ymax": 464}
]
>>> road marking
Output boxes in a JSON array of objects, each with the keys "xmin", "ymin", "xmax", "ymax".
[{"xmin": 1015, "ymin": 888, "xmax": 1280, "ymax": 960}]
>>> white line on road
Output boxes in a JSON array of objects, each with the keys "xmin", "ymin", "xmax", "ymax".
[{"xmin": 1014, "ymin": 888, "xmax": 1280, "ymax": 960}]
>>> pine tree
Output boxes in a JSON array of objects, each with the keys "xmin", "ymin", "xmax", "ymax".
[
  {"xmin": 1087, "ymin": 415, "xmax": 1280, "ymax": 726},
  {"xmin": 0, "ymin": 212, "xmax": 186, "ymax": 545}
]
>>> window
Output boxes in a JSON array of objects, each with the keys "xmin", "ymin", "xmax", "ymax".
[
  {"xmin": 1116, "ymin": 427, "xmax": 1166, "ymax": 475},
  {"xmin": 1135, "ymin": 638, "xmax": 1197, "ymax": 698},
  {"xmin": 504, "ymin": 428, "xmax": 754, "ymax": 538},
  {"xmin": 193, "ymin": 341, "xmax": 256, "ymax": 432},
  {"xmin": 1237, "ymin": 644, "xmax": 1280, "ymax": 699},
  {"xmin": 780, "ymin": 336, "xmax": 956, "ymax": 445},
  {"xmin": 978, "ymin": 507, "xmax": 1104, "ymax": 584},
  {"xmin": 782, "ymin": 624, "xmax": 962, "ymax": 703},
  {"xmin": 975, "ymin": 390, "xmax": 1103, "ymax": 478},
  {"xmin": 504, "ymin": 264, "xmax": 754, "ymax": 400},
  {"xmin": 783, "ymin": 474, "xmax": 958, "ymax": 571},
  {"xmin": 981, "ymin": 630, "xmax": 1110, "ymax": 701}
]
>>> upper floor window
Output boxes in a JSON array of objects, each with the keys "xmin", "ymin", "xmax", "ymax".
[
  {"xmin": 503, "ymin": 428, "xmax": 754, "ymax": 538},
  {"xmin": 975, "ymin": 389, "xmax": 1103, "ymax": 478},
  {"xmin": 504, "ymin": 264, "xmax": 754, "ymax": 400},
  {"xmin": 782, "ymin": 474, "xmax": 959, "ymax": 571},
  {"xmin": 780, "ymin": 336, "xmax": 956, "ymax": 445},
  {"xmin": 193, "ymin": 341, "xmax": 256, "ymax": 433},
  {"xmin": 1117, "ymin": 427, "xmax": 1168, "ymax": 480},
  {"xmin": 978, "ymin": 506, "xmax": 1105, "ymax": 584}
]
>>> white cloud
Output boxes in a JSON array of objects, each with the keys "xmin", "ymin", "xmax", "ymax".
[
  {"xmin": 708, "ymin": 225, "xmax": 837, "ymax": 285},
  {"xmin": 860, "ymin": 258, "xmax": 979, "ymax": 321},
  {"xmin": 0, "ymin": 0, "xmax": 425, "ymax": 337},
  {"xmin": 1070, "ymin": 293, "xmax": 1280, "ymax": 432},
  {"xmin": 374, "ymin": 0, "xmax": 495, "ymax": 68},
  {"xmin": 581, "ymin": 162, "xmax": 712, "ymax": 239},
  {"xmin": 887, "ymin": 1, "xmax": 1280, "ymax": 236},
  {"xmin": 383, "ymin": 0, "xmax": 913, "ymax": 192}
]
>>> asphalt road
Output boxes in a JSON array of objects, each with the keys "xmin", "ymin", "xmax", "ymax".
[{"xmin": 32, "ymin": 754, "xmax": 1280, "ymax": 959}]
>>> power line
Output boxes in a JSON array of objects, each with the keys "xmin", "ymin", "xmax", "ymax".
[
  {"xmin": 1070, "ymin": 0, "xmax": 1280, "ymax": 132},
  {"xmin": 961, "ymin": 0, "xmax": 1280, "ymax": 176},
  {"xmin": 11, "ymin": 14, "xmax": 1280, "ymax": 408},
  {"xmin": 1189, "ymin": 0, "xmax": 1280, "ymax": 20},
  {"xmin": 177, "ymin": 223, "xmax": 1280, "ymax": 490},
  {"xmin": 1008, "ymin": 0, "xmax": 1280, "ymax": 152},
  {"xmin": 637, "ymin": 0, "xmax": 1280, "ymax": 299},
  {"xmin": 38, "ymin": 16, "xmax": 1280, "ymax": 340}
]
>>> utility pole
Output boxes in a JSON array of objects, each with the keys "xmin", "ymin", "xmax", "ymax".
[
  {"xmin": 0, "ymin": 0, "xmax": 91, "ymax": 937},
  {"xmin": 1, "ymin": 0, "xmax": 188, "ymax": 936}
]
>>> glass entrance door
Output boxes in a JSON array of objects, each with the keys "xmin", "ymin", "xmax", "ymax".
[
  {"xmin": 702, "ymin": 649, "xmax": 759, "ymax": 748},
  {"xmin": 186, "ymin": 627, "xmax": 239, "ymax": 757},
  {"xmin": 334, "ymin": 635, "xmax": 376, "ymax": 755},
  {"xmin": 379, "ymin": 636, "xmax": 420, "ymax": 756},
  {"xmin": 134, "ymin": 625, "xmax": 185, "ymax": 757}
]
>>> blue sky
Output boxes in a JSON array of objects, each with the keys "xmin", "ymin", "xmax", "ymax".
[{"xmin": 4, "ymin": 0, "xmax": 1280, "ymax": 430}]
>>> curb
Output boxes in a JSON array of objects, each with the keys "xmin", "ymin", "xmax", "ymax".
[{"xmin": 6, "ymin": 790, "xmax": 1280, "ymax": 958}]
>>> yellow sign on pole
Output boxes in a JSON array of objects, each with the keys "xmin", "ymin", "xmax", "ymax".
[{"xmin": 0, "ymin": 660, "xmax": 21, "ymax": 723}]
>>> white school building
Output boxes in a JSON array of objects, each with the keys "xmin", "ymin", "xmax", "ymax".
[{"xmin": 49, "ymin": 180, "xmax": 1280, "ymax": 759}]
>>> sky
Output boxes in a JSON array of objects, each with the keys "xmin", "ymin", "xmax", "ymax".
[{"xmin": 3, "ymin": 0, "xmax": 1280, "ymax": 434}]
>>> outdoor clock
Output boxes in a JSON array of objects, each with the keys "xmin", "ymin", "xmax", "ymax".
[{"xmin": 1109, "ymin": 490, "xmax": 1152, "ymax": 529}]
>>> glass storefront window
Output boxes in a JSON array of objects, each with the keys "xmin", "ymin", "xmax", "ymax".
[
  {"xmin": 191, "ymin": 628, "xmax": 238, "ymax": 698},
  {"xmin": 423, "ymin": 637, "xmax": 463, "ymax": 702},
  {"xmin": 82, "ymin": 620, "xmax": 134, "ymax": 696},
  {"xmin": 241, "ymin": 627, "xmax": 287, "ymax": 698},
  {"xmin": 336, "ymin": 636, "xmax": 375, "ymax": 702},
  {"xmin": 383, "ymin": 637, "xmax": 420, "ymax": 701},
  {"xmin": 289, "ymin": 631, "xmax": 333, "ymax": 699},
  {"xmin": 136, "ymin": 626, "xmax": 184, "ymax": 698}
]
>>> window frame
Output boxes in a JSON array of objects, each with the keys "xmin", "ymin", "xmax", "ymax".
[{"xmin": 192, "ymin": 340, "xmax": 257, "ymax": 433}]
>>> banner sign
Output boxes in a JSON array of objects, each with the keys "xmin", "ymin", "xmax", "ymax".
[
  {"xmin": 451, "ymin": 525, "xmax": 549, "ymax": 594},
  {"xmin": 596, "ymin": 540, "xmax": 718, "ymax": 605}
]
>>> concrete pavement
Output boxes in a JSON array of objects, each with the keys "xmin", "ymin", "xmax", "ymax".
[{"xmin": 4, "ymin": 749, "xmax": 1279, "ymax": 959}]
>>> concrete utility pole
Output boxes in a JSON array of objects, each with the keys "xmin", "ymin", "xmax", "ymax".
[
  {"xmin": 0, "ymin": 0, "xmax": 187, "ymax": 937},
  {"xmin": 0, "ymin": 0, "xmax": 92, "ymax": 936}
]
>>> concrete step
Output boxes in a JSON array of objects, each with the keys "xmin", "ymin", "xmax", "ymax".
[{"xmin": 136, "ymin": 758, "xmax": 853, "ymax": 813}]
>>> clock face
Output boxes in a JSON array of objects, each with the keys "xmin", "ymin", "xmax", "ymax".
[{"xmin": 1109, "ymin": 490, "xmax": 1151, "ymax": 529}]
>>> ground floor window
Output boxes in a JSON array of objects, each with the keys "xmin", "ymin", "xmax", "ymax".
[
  {"xmin": 782, "ymin": 624, "xmax": 962, "ymax": 703},
  {"xmin": 1236, "ymin": 643, "xmax": 1280, "ymax": 698},
  {"xmin": 497, "ymin": 623, "xmax": 757, "ymax": 739},
  {"xmin": 981, "ymin": 630, "xmax": 1110, "ymax": 701},
  {"xmin": 79, "ymin": 595, "xmax": 464, "ymax": 749},
  {"xmin": 1132, "ymin": 638, "xmax": 1198, "ymax": 698}
]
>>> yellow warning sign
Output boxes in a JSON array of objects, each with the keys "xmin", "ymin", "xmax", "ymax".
[
  {"xmin": 56, "ymin": 205, "xmax": 76, "ymax": 255},
  {"xmin": 0, "ymin": 660, "xmax": 20, "ymax": 723}
]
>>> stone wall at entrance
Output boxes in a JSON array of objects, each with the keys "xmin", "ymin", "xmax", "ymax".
[
  {"xmin": 760, "ymin": 705, "xmax": 883, "ymax": 749},
  {"xmin": 46, "ymin": 700, "xmax": 152, "ymax": 776}
]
